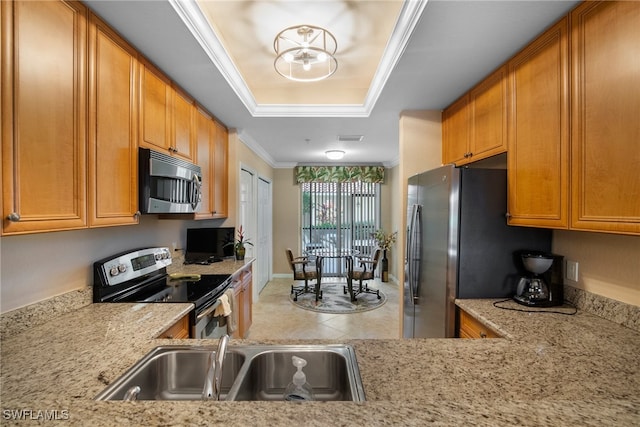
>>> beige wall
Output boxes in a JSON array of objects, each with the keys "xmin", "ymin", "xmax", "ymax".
[
  {"xmin": 397, "ymin": 111, "xmax": 443, "ymax": 283},
  {"xmin": 272, "ymin": 169, "xmax": 300, "ymax": 275},
  {"xmin": 553, "ymin": 230, "xmax": 640, "ymax": 306}
]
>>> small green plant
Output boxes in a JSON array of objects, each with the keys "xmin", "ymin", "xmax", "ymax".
[{"xmin": 224, "ymin": 225, "xmax": 254, "ymax": 250}]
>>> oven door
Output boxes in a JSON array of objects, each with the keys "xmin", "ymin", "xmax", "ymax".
[{"xmin": 193, "ymin": 300, "xmax": 228, "ymax": 339}]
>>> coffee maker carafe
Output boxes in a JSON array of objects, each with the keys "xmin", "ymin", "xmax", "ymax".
[{"xmin": 514, "ymin": 251, "xmax": 564, "ymax": 307}]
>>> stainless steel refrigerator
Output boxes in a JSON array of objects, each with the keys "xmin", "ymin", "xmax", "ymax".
[{"xmin": 403, "ymin": 165, "xmax": 551, "ymax": 338}]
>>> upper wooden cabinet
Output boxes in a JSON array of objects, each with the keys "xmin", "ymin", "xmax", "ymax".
[
  {"xmin": 212, "ymin": 120, "xmax": 229, "ymax": 219},
  {"xmin": 172, "ymin": 88, "xmax": 196, "ymax": 162},
  {"xmin": 569, "ymin": 1, "xmax": 640, "ymax": 235},
  {"xmin": 139, "ymin": 62, "xmax": 195, "ymax": 162},
  {"xmin": 442, "ymin": 95, "xmax": 469, "ymax": 165},
  {"xmin": 194, "ymin": 107, "xmax": 215, "ymax": 219},
  {"xmin": 88, "ymin": 14, "xmax": 140, "ymax": 228},
  {"xmin": 442, "ymin": 65, "xmax": 507, "ymax": 166},
  {"xmin": 506, "ymin": 18, "xmax": 569, "ymax": 229},
  {"xmin": 2, "ymin": 0, "xmax": 88, "ymax": 235}
]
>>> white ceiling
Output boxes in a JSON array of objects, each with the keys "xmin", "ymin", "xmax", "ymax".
[{"xmin": 84, "ymin": 0, "xmax": 580, "ymax": 168}]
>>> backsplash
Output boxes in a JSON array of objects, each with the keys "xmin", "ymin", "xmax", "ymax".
[{"xmin": 564, "ymin": 285, "xmax": 640, "ymax": 332}]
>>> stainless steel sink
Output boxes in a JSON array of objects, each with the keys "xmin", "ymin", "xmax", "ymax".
[
  {"xmin": 94, "ymin": 346, "xmax": 245, "ymax": 401},
  {"xmin": 227, "ymin": 345, "xmax": 365, "ymax": 401},
  {"xmin": 95, "ymin": 344, "xmax": 365, "ymax": 402}
]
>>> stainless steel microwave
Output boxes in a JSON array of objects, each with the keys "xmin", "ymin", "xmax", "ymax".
[{"xmin": 139, "ymin": 148, "xmax": 202, "ymax": 214}]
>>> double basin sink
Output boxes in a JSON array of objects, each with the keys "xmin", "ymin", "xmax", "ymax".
[{"xmin": 95, "ymin": 344, "xmax": 365, "ymax": 402}]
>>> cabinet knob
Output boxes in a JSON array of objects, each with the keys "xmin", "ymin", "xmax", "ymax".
[
  {"xmin": 480, "ymin": 332, "xmax": 487, "ymax": 338},
  {"xmin": 7, "ymin": 212, "xmax": 20, "ymax": 222},
  {"xmin": 134, "ymin": 211, "xmax": 141, "ymax": 218},
  {"xmin": 505, "ymin": 213, "xmax": 512, "ymax": 219}
]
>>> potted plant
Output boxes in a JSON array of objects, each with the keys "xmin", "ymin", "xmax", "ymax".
[
  {"xmin": 371, "ymin": 229, "xmax": 398, "ymax": 282},
  {"xmin": 225, "ymin": 225, "xmax": 253, "ymax": 261}
]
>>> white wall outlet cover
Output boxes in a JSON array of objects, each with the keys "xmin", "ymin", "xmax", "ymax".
[{"xmin": 566, "ymin": 260, "xmax": 579, "ymax": 282}]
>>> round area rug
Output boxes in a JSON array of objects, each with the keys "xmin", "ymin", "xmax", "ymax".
[{"xmin": 290, "ymin": 281, "xmax": 386, "ymax": 314}]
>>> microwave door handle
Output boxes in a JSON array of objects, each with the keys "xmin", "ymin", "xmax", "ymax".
[{"xmin": 191, "ymin": 173, "xmax": 201, "ymax": 210}]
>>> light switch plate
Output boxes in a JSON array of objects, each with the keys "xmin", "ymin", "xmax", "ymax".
[{"xmin": 566, "ymin": 260, "xmax": 579, "ymax": 282}]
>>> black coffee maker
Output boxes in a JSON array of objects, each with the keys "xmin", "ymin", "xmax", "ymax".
[{"xmin": 513, "ymin": 250, "xmax": 564, "ymax": 307}]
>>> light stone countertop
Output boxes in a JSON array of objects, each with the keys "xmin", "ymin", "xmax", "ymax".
[{"xmin": 1, "ymin": 291, "xmax": 639, "ymax": 425}]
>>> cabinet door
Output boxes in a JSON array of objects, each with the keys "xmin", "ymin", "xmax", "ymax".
[
  {"xmin": 2, "ymin": 0, "xmax": 88, "ymax": 234},
  {"xmin": 570, "ymin": 1, "xmax": 640, "ymax": 235},
  {"xmin": 88, "ymin": 14, "xmax": 139, "ymax": 227},
  {"xmin": 194, "ymin": 107, "xmax": 215, "ymax": 219},
  {"xmin": 140, "ymin": 62, "xmax": 171, "ymax": 152},
  {"xmin": 172, "ymin": 88, "xmax": 195, "ymax": 162},
  {"xmin": 507, "ymin": 18, "xmax": 569, "ymax": 229},
  {"xmin": 469, "ymin": 65, "xmax": 507, "ymax": 161},
  {"xmin": 241, "ymin": 269, "xmax": 253, "ymax": 335},
  {"xmin": 442, "ymin": 94, "xmax": 469, "ymax": 165},
  {"xmin": 212, "ymin": 121, "xmax": 229, "ymax": 218}
]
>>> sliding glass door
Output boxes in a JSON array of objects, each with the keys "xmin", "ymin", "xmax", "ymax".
[{"xmin": 300, "ymin": 181, "xmax": 379, "ymax": 276}]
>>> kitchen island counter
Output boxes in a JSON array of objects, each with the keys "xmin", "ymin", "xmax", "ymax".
[{"xmin": 1, "ymin": 297, "xmax": 638, "ymax": 426}]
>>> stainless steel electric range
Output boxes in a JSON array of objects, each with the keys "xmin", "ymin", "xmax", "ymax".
[{"xmin": 93, "ymin": 247, "xmax": 232, "ymax": 339}]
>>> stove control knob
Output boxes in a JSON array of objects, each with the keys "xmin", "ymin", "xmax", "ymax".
[
  {"xmin": 163, "ymin": 252, "xmax": 170, "ymax": 259},
  {"xmin": 118, "ymin": 264, "xmax": 127, "ymax": 273},
  {"xmin": 109, "ymin": 266, "xmax": 119, "ymax": 276},
  {"xmin": 155, "ymin": 253, "xmax": 162, "ymax": 261}
]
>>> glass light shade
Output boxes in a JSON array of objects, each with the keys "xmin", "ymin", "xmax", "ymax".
[{"xmin": 325, "ymin": 150, "xmax": 345, "ymax": 160}]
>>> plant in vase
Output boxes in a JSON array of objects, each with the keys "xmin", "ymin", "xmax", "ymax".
[
  {"xmin": 225, "ymin": 225, "xmax": 253, "ymax": 260},
  {"xmin": 371, "ymin": 229, "xmax": 397, "ymax": 282}
]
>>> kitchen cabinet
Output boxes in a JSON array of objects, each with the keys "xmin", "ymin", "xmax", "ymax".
[
  {"xmin": 172, "ymin": 87, "xmax": 196, "ymax": 162},
  {"xmin": 506, "ymin": 18, "xmax": 569, "ymax": 229},
  {"xmin": 457, "ymin": 308, "xmax": 500, "ymax": 339},
  {"xmin": 442, "ymin": 65, "xmax": 507, "ymax": 166},
  {"xmin": 442, "ymin": 95, "xmax": 469, "ymax": 165},
  {"xmin": 157, "ymin": 314, "xmax": 190, "ymax": 339},
  {"xmin": 88, "ymin": 13, "xmax": 140, "ymax": 228},
  {"xmin": 194, "ymin": 107, "xmax": 215, "ymax": 219},
  {"xmin": 1, "ymin": 0, "xmax": 88, "ymax": 235},
  {"xmin": 232, "ymin": 267, "xmax": 253, "ymax": 339},
  {"xmin": 212, "ymin": 120, "xmax": 229, "ymax": 218},
  {"xmin": 139, "ymin": 61, "xmax": 195, "ymax": 162},
  {"xmin": 569, "ymin": 1, "xmax": 640, "ymax": 235}
]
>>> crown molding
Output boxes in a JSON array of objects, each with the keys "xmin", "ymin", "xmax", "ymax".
[{"xmin": 170, "ymin": 0, "xmax": 427, "ymax": 118}]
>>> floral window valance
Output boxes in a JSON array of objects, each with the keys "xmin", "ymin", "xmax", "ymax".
[{"xmin": 295, "ymin": 166, "xmax": 385, "ymax": 183}]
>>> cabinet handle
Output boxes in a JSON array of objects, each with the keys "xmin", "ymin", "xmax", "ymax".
[
  {"xmin": 480, "ymin": 332, "xmax": 487, "ymax": 338},
  {"xmin": 7, "ymin": 212, "xmax": 20, "ymax": 222}
]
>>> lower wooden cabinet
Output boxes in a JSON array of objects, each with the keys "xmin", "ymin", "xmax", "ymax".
[
  {"xmin": 458, "ymin": 308, "xmax": 500, "ymax": 339},
  {"xmin": 232, "ymin": 267, "xmax": 253, "ymax": 339},
  {"xmin": 158, "ymin": 314, "xmax": 190, "ymax": 339}
]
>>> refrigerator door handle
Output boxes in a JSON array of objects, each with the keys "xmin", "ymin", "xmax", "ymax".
[
  {"xmin": 408, "ymin": 204, "xmax": 421, "ymax": 305},
  {"xmin": 412, "ymin": 205, "xmax": 422, "ymax": 304}
]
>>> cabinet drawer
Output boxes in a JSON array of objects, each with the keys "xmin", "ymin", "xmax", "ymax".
[
  {"xmin": 458, "ymin": 309, "xmax": 500, "ymax": 339},
  {"xmin": 158, "ymin": 315, "xmax": 190, "ymax": 339}
]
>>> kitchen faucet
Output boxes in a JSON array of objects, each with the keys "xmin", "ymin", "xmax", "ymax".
[{"xmin": 203, "ymin": 334, "xmax": 230, "ymax": 400}]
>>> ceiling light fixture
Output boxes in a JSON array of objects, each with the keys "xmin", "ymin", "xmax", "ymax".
[
  {"xmin": 274, "ymin": 25, "xmax": 338, "ymax": 82},
  {"xmin": 325, "ymin": 150, "xmax": 345, "ymax": 160}
]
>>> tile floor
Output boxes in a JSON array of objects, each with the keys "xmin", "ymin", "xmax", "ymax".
[{"xmin": 248, "ymin": 277, "xmax": 401, "ymax": 340}]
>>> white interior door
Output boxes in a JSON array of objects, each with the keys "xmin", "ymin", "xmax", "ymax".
[
  {"xmin": 257, "ymin": 177, "xmax": 272, "ymax": 295},
  {"xmin": 239, "ymin": 168, "xmax": 255, "ymax": 260}
]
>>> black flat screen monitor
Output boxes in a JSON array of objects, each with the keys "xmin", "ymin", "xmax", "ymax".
[{"xmin": 185, "ymin": 227, "xmax": 235, "ymax": 263}]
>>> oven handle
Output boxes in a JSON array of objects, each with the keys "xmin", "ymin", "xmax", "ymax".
[{"xmin": 196, "ymin": 299, "xmax": 221, "ymax": 321}]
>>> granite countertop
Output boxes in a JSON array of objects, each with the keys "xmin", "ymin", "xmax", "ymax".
[{"xmin": 1, "ymin": 292, "xmax": 639, "ymax": 425}]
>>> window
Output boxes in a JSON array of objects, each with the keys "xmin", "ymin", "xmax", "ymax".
[{"xmin": 300, "ymin": 181, "xmax": 380, "ymax": 276}]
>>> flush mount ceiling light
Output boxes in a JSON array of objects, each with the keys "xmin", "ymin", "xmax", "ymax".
[
  {"xmin": 325, "ymin": 150, "xmax": 345, "ymax": 160},
  {"xmin": 274, "ymin": 25, "xmax": 338, "ymax": 82}
]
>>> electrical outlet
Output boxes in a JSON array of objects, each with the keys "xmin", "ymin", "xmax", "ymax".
[{"xmin": 566, "ymin": 260, "xmax": 579, "ymax": 282}]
